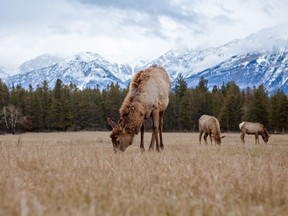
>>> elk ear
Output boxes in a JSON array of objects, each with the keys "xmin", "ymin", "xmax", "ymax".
[
  {"xmin": 119, "ymin": 118, "xmax": 125, "ymax": 128},
  {"xmin": 107, "ymin": 118, "xmax": 116, "ymax": 128},
  {"xmin": 221, "ymin": 135, "xmax": 225, "ymax": 139}
]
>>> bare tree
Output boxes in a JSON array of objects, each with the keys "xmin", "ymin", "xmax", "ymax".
[{"xmin": 1, "ymin": 105, "xmax": 25, "ymax": 134}]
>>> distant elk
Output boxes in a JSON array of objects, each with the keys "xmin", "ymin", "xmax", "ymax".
[
  {"xmin": 239, "ymin": 121, "xmax": 270, "ymax": 144},
  {"xmin": 199, "ymin": 115, "xmax": 225, "ymax": 145},
  {"xmin": 107, "ymin": 65, "xmax": 171, "ymax": 152}
]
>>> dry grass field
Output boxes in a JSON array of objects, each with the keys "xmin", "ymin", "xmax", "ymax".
[{"xmin": 0, "ymin": 131, "xmax": 287, "ymax": 216}]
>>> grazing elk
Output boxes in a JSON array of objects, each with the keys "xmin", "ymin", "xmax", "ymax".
[
  {"xmin": 239, "ymin": 121, "xmax": 270, "ymax": 144},
  {"xmin": 199, "ymin": 115, "xmax": 225, "ymax": 145},
  {"xmin": 107, "ymin": 65, "xmax": 171, "ymax": 152}
]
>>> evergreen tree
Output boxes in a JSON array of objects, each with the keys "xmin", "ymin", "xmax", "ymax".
[
  {"xmin": 90, "ymin": 88, "xmax": 105, "ymax": 129},
  {"xmin": 8, "ymin": 84, "xmax": 30, "ymax": 117},
  {"xmin": 31, "ymin": 86, "xmax": 44, "ymax": 131},
  {"xmin": 0, "ymin": 80, "xmax": 9, "ymax": 109},
  {"xmin": 277, "ymin": 91, "xmax": 288, "ymax": 133},
  {"xmin": 218, "ymin": 81, "xmax": 243, "ymax": 131},
  {"xmin": 197, "ymin": 76, "xmax": 209, "ymax": 93},
  {"xmin": 179, "ymin": 89, "xmax": 194, "ymax": 131},
  {"xmin": 9, "ymin": 85, "xmax": 19, "ymax": 106},
  {"xmin": 102, "ymin": 82, "xmax": 124, "ymax": 123},
  {"xmin": 162, "ymin": 75, "xmax": 185, "ymax": 131},
  {"xmin": 241, "ymin": 86, "xmax": 253, "ymax": 121},
  {"xmin": 61, "ymin": 85, "xmax": 73, "ymax": 130},
  {"xmin": 174, "ymin": 74, "xmax": 188, "ymax": 98},
  {"xmin": 269, "ymin": 90, "xmax": 288, "ymax": 133},
  {"xmin": 77, "ymin": 89, "xmax": 93, "ymax": 129},
  {"xmin": 164, "ymin": 92, "xmax": 180, "ymax": 131},
  {"xmin": 192, "ymin": 77, "xmax": 211, "ymax": 124},
  {"xmin": 50, "ymin": 79, "xmax": 65, "ymax": 131},
  {"xmin": 176, "ymin": 77, "xmax": 212, "ymax": 132},
  {"xmin": 246, "ymin": 85, "xmax": 269, "ymax": 126},
  {"xmin": 210, "ymin": 85, "xmax": 224, "ymax": 117},
  {"xmin": 70, "ymin": 87, "xmax": 83, "ymax": 130},
  {"xmin": 0, "ymin": 77, "xmax": 287, "ymax": 133},
  {"xmin": 42, "ymin": 80, "xmax": 51, "ymax": 130}
]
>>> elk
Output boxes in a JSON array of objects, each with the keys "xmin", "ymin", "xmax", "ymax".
[
  {"xmin": 107, "ymin": 65, "xmax": 171, "ymax": 152},
  {"xmin": 199, "ymin": 115, "xmax": 225, "ymax": 145},
  {"xmin": 239, "ymin": 121, "xmax": 270, "ymax": 144}
]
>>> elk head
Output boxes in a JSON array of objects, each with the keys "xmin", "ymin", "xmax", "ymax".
[
  {"xmin": 262, "ymin": 134, "xmax": 270, "ymax": 143},
  {"xmin": 107, "ymin": 118, "xmax": 133, "ymax": 152},
  {"xmin": 212, "ymin": 134, "xmax": 225, "ymax": 145}
]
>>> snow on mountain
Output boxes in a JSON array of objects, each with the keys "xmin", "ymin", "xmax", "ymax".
[
  {"xmin": 2, "ymin": 25, "xmax": 288, "ymax": 95},
  {"xmin": 134, "ymin": 47, "xmax": 225, "ymax": 80},
  {"xmin": 136, "ymin": 23, "xmax": 288, "ymax": 78},
  {"xmin": 134, "ymin": 38, "xmax": 253, "ymax": 81},
  {"xmin": 134, "ymin": 24, "xmax": 288, "ymax": 95},
  {"xmin": 4, "ymin": 52, "xmax": 133, "ymax": 90},
  {"xmin": 184, "ymin": 50, "xmax": 288, "ymax": 95},
  {"xmin": 15, "ymin": 54, "xmax": 63, "ymax": 74},
  {"xmin": 0, "ymin": 67, "xmax": 9, "ymax": 79}
]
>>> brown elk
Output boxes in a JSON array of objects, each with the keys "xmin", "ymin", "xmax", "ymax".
[
  {"xmin": 239, "ymin": 121, "xmax": 270, "ymax": 144},
  {"xmin": 107, "ymin": 65, "xmax": 171, "ymax": 152},
  {"xmin": 199, "ymin": 115, "xmax": 225, "ymax": 145}
]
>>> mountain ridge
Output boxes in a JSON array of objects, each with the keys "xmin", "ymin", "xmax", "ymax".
[{"xmin": 2, "ymin": 25, "xmax": 288, "ymax": 95}]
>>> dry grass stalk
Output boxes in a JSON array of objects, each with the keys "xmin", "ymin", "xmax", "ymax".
[{"xmin": 0, "ymin": 132, "xmax": 287, "ymax": 215}]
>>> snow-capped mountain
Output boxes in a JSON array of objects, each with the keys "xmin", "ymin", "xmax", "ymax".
[
  {"xmin": 134, "ymin": 24, "xmax": 288, "ymax": 95},
  {"xmin": 184, "ymin": 50, "xmax": 288, "ymax": 95},
  {"xmin": 137, "ymin": 48, "xmax": 288, "ymax": 95},
  {"xmin": 0, "ymin": 67, "xmax": 8, "ymax": 79},
  {"xmin": 134, "ymin": 44, "xmax": 234, "ymax": 80},
  {"xmin": 4, "ymin": 52, "xmax": 133, "ymax": 89},
  {"xmin": 2, "ymin": 25, "xmax": 288, "ymax": 95},
  {"xmin": 15, "ymin": 54, "xmax": 63, "ymax": 74}
]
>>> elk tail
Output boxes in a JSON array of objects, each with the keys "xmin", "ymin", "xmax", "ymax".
[{"xmin": 239, "ymin": 122, "xmax": 245, "ymax": 130}]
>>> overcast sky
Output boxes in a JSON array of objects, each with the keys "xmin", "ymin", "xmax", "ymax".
[{"xmin": 1, "ymin": 0, "xmax": 288, "ymax": 71}]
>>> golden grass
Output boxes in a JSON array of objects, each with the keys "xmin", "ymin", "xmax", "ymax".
[{"xmin": 0, "ymin": 132, "xmax": 287, "ymax": 216}]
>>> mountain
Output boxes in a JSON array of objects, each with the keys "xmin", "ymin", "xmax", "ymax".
[
  {"xmin": 4, "ymin": 52, "xmax": 133, "ymax": 89},
  {"xmin": 134, "ymin": 43, "xmax": 236, "ymax": 80},
  {"xmin": 138, "ymin": 45, "xmax": 288, "ymax": 95},
  {"xmin": 137, "ymin": 25, "xmax": 288, "ymax": 80},
  {"xmin": 3, "ymin": 25, "xmax": 288, "ymax": 95},
  {"xmin": 15, "ymin": 54, "xmax": 64, "ymax": 74},
  {"xmin": 135, "ymin": 25, "xmax": 288, "ymax": 94},
  {"xmin": 185, "ymin": 50, "xmax": 288, "ymax": 95},
  {"xmin": 0, "ymin": 67, "xmax": 9, "ymax": 79}
]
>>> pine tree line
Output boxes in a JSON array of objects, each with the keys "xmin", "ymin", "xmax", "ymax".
[{"xmin": 0, "ymin": 77, "xmax": 287, "ymax": 134}]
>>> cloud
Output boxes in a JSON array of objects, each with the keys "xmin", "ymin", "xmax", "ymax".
[
  {"xmin": 78, "ymin": 0, "xmax": 178, "ymax": 15},
  {"xmin": 0, "ymin": 0, "xmax": 288, "ymax": 71}
]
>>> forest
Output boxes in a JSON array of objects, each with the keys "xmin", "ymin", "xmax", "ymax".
[{"xmin": 0, "ymin": 76, "xmax": 288, "ymax": 134}]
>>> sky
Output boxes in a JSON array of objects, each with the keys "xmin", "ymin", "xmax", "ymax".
[{"xmin": 1, "ymin": 0, "xmax": 288, "ymax": 71}]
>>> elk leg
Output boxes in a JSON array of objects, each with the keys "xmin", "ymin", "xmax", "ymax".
[
  {"xmin": 204, "ymin": 133, "xmax": 208, "ymax": 145},
  {"xmin": 149, "ymin": 109, "xmax": 160, "ymax": 152},
  {"xmin": 209, "ymin": 133, "xmax": 213, "ymax": 145},
  {"xmin": 148, "ymin": 119, "xmax": 155, "ymax": 151},
  {"xmin": 255, "ymin": 134, "xmax": 259, "ymax": 144},
  {"xmin": 159, "ymin": 111, "xmax": 164, "ymax": 150},
  {"xmin": 240, "ymin": 133, "xmax": 245, "ymax": 144},
  {"xmin": 140, "ymin": 124, "xmax": 145, "ymax": 151},
  {"xmin": 199, "ymin": 130, "xmax": 203, "ymax": 144}
]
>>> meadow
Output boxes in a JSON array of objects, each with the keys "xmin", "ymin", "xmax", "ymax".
[{"xmin": 0, "ymin": 131, "xmax": 287, "ymax": 216}]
